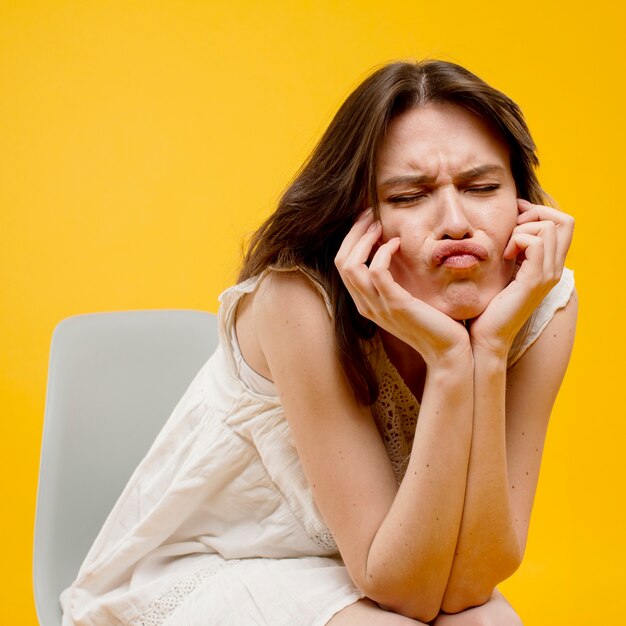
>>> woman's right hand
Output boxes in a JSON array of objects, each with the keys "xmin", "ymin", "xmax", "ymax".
[{"xmin": 335, "ymin": 209, "xmax": 471, "ymax": 367}]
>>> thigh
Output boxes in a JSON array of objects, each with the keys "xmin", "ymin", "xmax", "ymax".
[
  {"xmin": 327, "ymin": 598, "xmax": 428, "ymax": 625},
  {"xmin": 432, "ymin": 590, "xmax": 523, "ymax": 626}
]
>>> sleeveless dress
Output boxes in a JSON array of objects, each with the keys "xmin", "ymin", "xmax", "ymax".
[{"xmin": 60, "ymin": 267, "xmax": 575, "ymax": 626}]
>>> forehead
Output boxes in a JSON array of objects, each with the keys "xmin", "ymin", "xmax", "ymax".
[{"xmin": 377, "ymin": 102, "xmax": 511, "ymax": 179}]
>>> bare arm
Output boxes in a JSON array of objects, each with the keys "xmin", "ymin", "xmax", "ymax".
[
  {"xmin": 240, "ymin": 205, "xmax": 483, "ymax": 621},
  {"xmin": 440, "ymin": 344, "xmax": 518, "ymax": 613},
  {"xmin": 440, "ymin": 295, "xmax": 577, "ymax": 611},
  {"xmin": 249, "ymin": 269, "xmax": 473, "ymax": 623},
  {"xmin": 441, "ymin": 201, "xmax": 576, "ymax": 611}
]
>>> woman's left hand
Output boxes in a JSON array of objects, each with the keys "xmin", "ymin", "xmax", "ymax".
[{"xmin": 469, "ymin": 198, "xmax": 574, "ymax": 354}]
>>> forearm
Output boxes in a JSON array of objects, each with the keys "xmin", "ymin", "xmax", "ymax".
[
  {"xmin": 364, "ymin": 352, "xmax": 474, "ymax": 621},
  {"xmin": 441, "ymin": 346, "xmax": 521, "ymax": 613}
]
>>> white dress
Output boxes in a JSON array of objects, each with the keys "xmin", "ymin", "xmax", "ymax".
[{"xmin": 60, "ymin": 267, "xmax": 575, "ymax": 626}]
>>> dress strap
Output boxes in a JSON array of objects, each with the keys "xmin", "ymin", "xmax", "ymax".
[
  {"xmin": 508, "ymin": 267, "xmax": 575, "ymax": 368},
  {"xmin": 217, "ymin": 266, "xmax": 334, "ymax": 385}
]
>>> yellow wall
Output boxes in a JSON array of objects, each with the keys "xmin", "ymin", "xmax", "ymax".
[{"xmin": 2, "ymin": 1, "xmax": 624, "ymax": 623}]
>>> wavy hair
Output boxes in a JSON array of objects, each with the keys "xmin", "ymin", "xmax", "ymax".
[{"xmin": 239, "ymin": 59, "xmax": 548, "ymax": 405}]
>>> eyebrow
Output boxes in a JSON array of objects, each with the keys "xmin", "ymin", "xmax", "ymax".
[{"xmin": 378, "ymin": 164, "xmax": 507, "ymax": 189}]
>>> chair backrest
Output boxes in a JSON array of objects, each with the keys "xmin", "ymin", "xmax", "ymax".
[{"xmin": 33, "ymin": 310, "xmax": 218, "ymax": 626}]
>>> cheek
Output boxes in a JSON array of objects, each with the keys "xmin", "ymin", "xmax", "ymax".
[
  {"xmin": 380, "ymin": 211, "xmax": 427, "ymax": 244},
  {"xmin": 387, "ymin": 239, "xmax": 432, "ymax": 295},
  {"xmin": 383, "ymin": 220, "xmax": 427, "ymax": 269},
  {"xmin": 491, "ymin": 206, "xmax": 518, "ymax": 247},
  {"xmin": 378, "ymin": 211, "xmax": 400, "ymax": 242}
]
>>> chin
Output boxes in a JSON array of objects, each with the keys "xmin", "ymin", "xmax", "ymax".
[
  {"xmin": 435, "ymin": 285, "xmax": 494, "ymax": 321},
  {"xmin": 444, "ymin": 301, "xmax": 487, "ymax": 321}
]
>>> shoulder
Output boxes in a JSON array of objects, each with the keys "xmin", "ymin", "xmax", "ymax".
[
  {"xmin": 235, "ymin": 269, "xmax": 336, "ymax": 382},
  {"xmin": 508, "ymin": 286, "xmax": 577, "ymax": 392},
  {"xmin": 524, "ymin": 285, "xmax": 577, "ymax": 365},
  {"xmin": 256, "ymin": 269, "xmax": 332, "ymax": 318},
  {"xmin": 508, "ymin": 268, "xmax": 576, "ymax": 368},
  {"xmin": 524, "ymin": 284, "xmax": 577, "ymax": 360},
  {"xmin": 251, "ymin": 269, "xmax": 334, "ymax": 347}
]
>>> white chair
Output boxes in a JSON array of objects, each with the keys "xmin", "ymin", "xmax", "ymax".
[{"xmin": 33, "ymin": 310, "xmax": 218, "ymax": 625}]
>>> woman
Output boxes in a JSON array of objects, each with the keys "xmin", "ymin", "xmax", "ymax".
[{"xmin": 61, "ymin": 60, "xmax": 576, "ymax": 626}]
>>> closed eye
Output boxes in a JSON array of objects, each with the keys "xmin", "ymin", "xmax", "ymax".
[
  {"xmin": 386, "ymin": 194, "xmax": 427, "ymax": 205},
  {"xmin": 467, "ymin": 184, "xmax": 501, "ymax": 193}
]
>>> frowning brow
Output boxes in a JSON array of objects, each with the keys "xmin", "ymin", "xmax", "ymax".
[
  {"xmin": 379, "ymin": 164, "xmax": 507, "ymax": 189},
  {"xmin": 455, "ymin": 164, "xmax": 507, "ymax": 182}
]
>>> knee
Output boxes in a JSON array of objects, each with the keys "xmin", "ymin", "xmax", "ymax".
[
  {"xmin": 477, "ymin": 610, "xmax": 522, "ymax": 626},
  {"xmin": 327, "ymin": 598, "xmax": 429, "ymax": 625},
  {"xmin": 380, "ymin": 614, "xmax": 427, "ymax": 625},
  {"xmin": 435, "ymin": 603, "xmax": 523, "ymax": 626},
  {"xmin": 366, "ymin": 605, "xmax": 429, "ymax": 625},
  {"xmin": 458, "ymin": 611, "xmax": 522, "ymax": 626}
]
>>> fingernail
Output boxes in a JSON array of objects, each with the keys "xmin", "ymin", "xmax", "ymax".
[
  {"xmin": 367, "ymin": 220, "xmax": 380, "ymax": 232},
  {"xmin": 359, "ymin": 207, "xmax": 373, "ymax": 221}
]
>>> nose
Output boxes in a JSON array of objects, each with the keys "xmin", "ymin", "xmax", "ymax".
[{"xmin": 435, "ymin": 189, "xmax": 473, "ymax": 240}]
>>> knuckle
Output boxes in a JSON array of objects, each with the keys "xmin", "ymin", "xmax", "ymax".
[
  {"xmin": 355, "ymin": 302, "xmax": 372, "ymax": 318},
  {"xmin": 369, "ymin": 265, "xmax": 385, "ymax": 282},
  {"xmin": 341, "ymin": 260, "xmax": 359, "ymax": 278},
  {"xmin": 558, "ymin": 214, "xmax": 575, "ymax": 231}
]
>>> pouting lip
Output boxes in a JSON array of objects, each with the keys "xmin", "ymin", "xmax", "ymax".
[{"xmin": 432, "ymin": 240, "xmax": 489, "ymax": 266}]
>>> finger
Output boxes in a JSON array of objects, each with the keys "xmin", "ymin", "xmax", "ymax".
[
  {"xmin": 515, "ymin": 200, "xmax": 573, "ymax": 271},
  {"xmin": 338, "ymin": 265, "xmax": 380, "ymax": 320},
  {"xmin": 341, "ymin": 236, "xmax": 406, "ymax": 322},
  {"xmin": 508, "ymin": 221, "xmax": 558, "ymax": 280},
  {"xmin": 506, "ymin": 232, "xmax": 563, "ymax": 297},
  {"xmin": 367, "ymin": 238, "xmax": 410, "ymax": 303},
  {"xmin": 334, "ymin": 209, "xmax": 375, "ymax": 266},
  {"xmin": 517, "ymin": 198, "xmax": 574, "ymax": 236},
  {"xmin": 503, "ymin": 222, "xmax": 545, "ymax": 259},
  {"xmin": 344, "ymin": 220, "xmax": 383, "ymax": 266},
  {"xmin": 338, "ymin": 221, "xmax": 383, "ymax": 292},
  {"xmin": 366, "ymin": 238, "xmax": 466, "ymax": 344},
  {"xmin": 502, "ymin": 232, "xmax": 544, "ymax": 282},
  {"xmin": 541, "ymin": 221, "xmax": 557, "ymax": 278},
  {"xmin": 336, "ymin": 221, "xmax": 388, "ymax": 315},
  {"xmin": 517, "ymin": 199, "xmax": 570, "ymax": 225},
  {"xmin": 368, "ymin": 236, "xmax": 400, "ymax": 271}
]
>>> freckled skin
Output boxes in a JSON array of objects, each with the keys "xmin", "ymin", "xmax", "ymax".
[{"xmin": 376, "ymin": 103, "xmax": 519, "ymax": 320}]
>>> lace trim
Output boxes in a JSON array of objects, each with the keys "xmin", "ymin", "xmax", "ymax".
[
  {"xmin": 128, "ymin": 561, "xmax": 236, "ymax": 626},
  {"xmin": 371, "ymin": 337, "xmax": 420, "ymax": 484},
  {"xmin": 310, "ymin": 528, "xmax": 338, "ymax": 553}
]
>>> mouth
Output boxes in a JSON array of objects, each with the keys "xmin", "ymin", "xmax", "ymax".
[{"xmin": 432, "ymin": 241, "xmax": 488, "ymax": 269}]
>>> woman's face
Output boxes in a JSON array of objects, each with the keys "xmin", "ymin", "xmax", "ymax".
[{"xmin": 376, "ymin": 102, "xmax": 519, "ymax": 320}]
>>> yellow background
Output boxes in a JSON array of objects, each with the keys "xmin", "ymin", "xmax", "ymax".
[{"xmin": 1, "ymin": 1, "xmax": 624, "ymax": 623}]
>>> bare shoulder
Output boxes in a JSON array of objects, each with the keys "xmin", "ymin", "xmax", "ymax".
[
  {"xmin": 510, "ymin": 286, "xmax": 578, "ymax": 384},
  {"xmin": 235, "ymin": 270, "xmax": 335, "ymax": 381},
  {"xmin": 255, "ymin": 269, "xmax": 332, "ymax": 326},
  {"xmin": 507, "ymin": 285, "xmax": 578, "ymax": 386}
]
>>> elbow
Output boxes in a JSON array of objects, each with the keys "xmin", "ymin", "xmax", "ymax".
[
  {"xmin": 441, "ymin": 588, "xmax": 493, "ymax": 615},
  {"xmin": 358, "ymin": 573, "xmax": 443, "ymax": 623},
  {"xmin": 370, "ymin": 594, "xmax": 441, "ymax": 624},
  {"xmin": 441, "ymin": 545, "xmax": 523, "ymax": 614}
]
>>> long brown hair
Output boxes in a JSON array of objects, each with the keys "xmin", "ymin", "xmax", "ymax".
[{"xmin": 239, "ymin": 59, "xmax": 548, "ymax": 405}]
